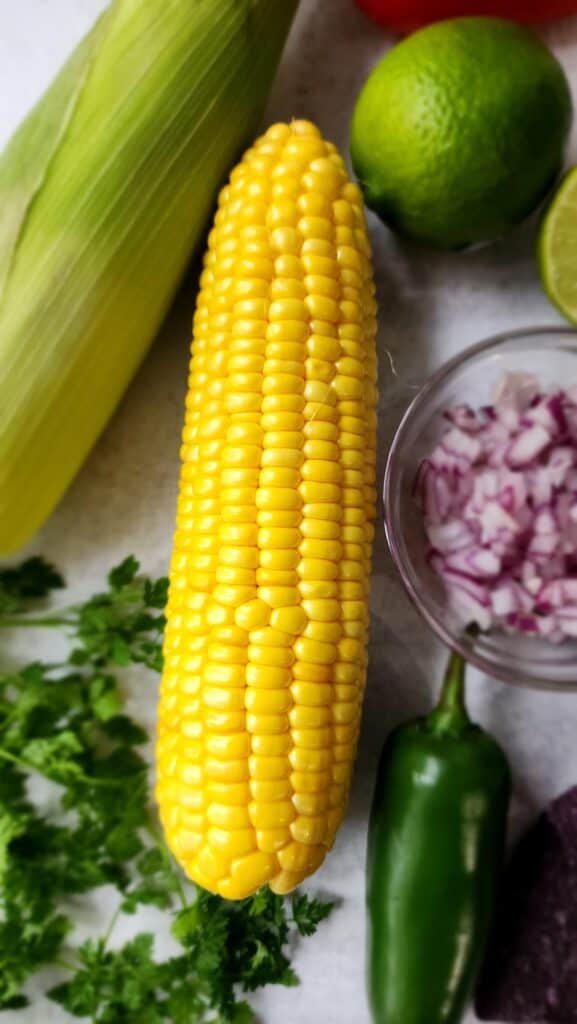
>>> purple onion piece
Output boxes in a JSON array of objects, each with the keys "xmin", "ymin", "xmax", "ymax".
[{"xmin": 417, "ymin": 374, "xmax": 577, "ymax": 643}]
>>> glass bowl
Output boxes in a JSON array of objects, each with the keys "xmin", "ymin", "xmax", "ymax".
[{"xmin": 383, "ymin": 326, "xmax": 577, "ymax": 690}]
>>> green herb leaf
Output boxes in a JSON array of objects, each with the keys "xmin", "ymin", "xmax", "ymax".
[
  {"xmin": 22, "ymin": 731, "xmax": 85, "ymax": 782},
  {"xmin": 291, "ymin": 893, "xmax": 336, "ymax": 936},
  {"xmin": 0, "ymin": 555, "xmax": 335, "ymax": 1019},
  {"xmin": 89, "ymin": 674, "xmax": 123, "ymax": 722},
  {"xmin": 0, "ymin": 556, "xmax": 64, "ymax": 615},
  {"xmin": 108, "ymin": 556, "xmax": 140, "ymax": 590}
]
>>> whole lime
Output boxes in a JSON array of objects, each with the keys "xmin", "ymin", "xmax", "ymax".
[{"xmin": 350, "ymin": 18, "xmax": 572, "ymax": 249}]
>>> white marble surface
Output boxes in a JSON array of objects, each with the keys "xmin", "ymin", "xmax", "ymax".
[{"xmin": 3, "ymin": 2, "xmax": 577, "ymax": 1022}]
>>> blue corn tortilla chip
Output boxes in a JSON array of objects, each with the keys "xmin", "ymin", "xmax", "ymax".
[{"xmin": 476, "ymin": 785, "xmax": 577, "ymax": 1023}]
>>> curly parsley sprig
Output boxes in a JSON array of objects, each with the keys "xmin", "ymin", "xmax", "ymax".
[{"xmin": 0, "ymin": 558, "xmax": 334, "ymax": 1020}]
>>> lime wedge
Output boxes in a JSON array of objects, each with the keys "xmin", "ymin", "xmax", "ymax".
[{"xmin": 539, "ymin": 169, "xmax": 577, "ymax": 324}]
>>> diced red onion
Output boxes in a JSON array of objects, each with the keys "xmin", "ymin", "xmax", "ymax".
[
  {"xmin": 494, "ymin": 372, "xmax": 539, "ymax": 411},
  {"xmin": 491, "ymin": 582, "xmax": 520, "ymax": 616},
  {"xmin": 426, "ymin": 519, "xmax": 474, "ymax": 554},
  {"xmin": 441, "ymin": 427, "xmax": 483, "ymax": 464},
  {"xmin": 444, "ymin": 547, "xmax": 501, "ymax": 578},
  {"xmin": 507, "ymin": 424, "xmax": 551, "ymax": 468},
  {"xmin": 521, "ymin": 560, "xmax": 541, "ymax": 595},
  {"xmin": 443, "ymin": 405, "xmax": 485, "ymax": 433},
  {"xmin": 478, "ymin": 501, "xmax": 521, "ymax": 545},
  {"xmin": 416, "ymin": 373, "xmax": 577, "ymax": 643},
  {"xmin": 493, "ymin": 372, "xmax": 539, "ymax": 431}
]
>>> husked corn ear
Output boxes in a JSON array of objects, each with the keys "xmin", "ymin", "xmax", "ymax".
[{"xmin": 156, "ymin": 121, "xmax": 378, "ymax": 900}]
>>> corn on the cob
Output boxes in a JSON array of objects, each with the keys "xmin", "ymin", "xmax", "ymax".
[
  {"xmin": 156, "ymin": 121, "xmax": 378, "ymax": 900},
  {"xmin": 0, "ymin": 0, "xmax": 297, "ymax": 554}
]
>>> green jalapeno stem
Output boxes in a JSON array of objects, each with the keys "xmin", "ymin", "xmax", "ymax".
[{"xmin": 427, "ymin": 650, "xmax": 470, "ymax": 737}]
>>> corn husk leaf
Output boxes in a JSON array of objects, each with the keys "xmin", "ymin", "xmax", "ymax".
[
  {"xmin": 0, "ymin": 0, "xmax": 297, "ymax": 554},
  {"xmin": 0, "ymin": 10, "xmax": 113, "ymax": 302}
]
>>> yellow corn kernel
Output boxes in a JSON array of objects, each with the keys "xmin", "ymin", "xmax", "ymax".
[
  {"xmin": 302, "ymin": 504, "xmax": 342, "ymax": 523},
  {"xmin": 246, "ymin": 712, "xmax": 290, "ymax": 735},
  {"xmin": 247, "ymin": 644, "xmax": 295, "ymax": 669},
  {"xmin": 298, "ymin": 579, "xmax": 339, "ymax": 600},
  {"xmin": 304, "ymin": 620, "xmax": 341, "ymax": 643},
  {"xmin": 293, "ymin": 661, "xmax": 333, "ymax": 683},
  {"xmin": 249, "ymin": 755, "xmax": 288, "ymax": 780},
  {"xmin": 257, "ymin": 508, "xmax": 302, "ymax": 527},
  {"xmin": 214, "ymin": 565, "xmax": 255, "ymax": 589},
  {"xmin": 260, "ymin": 548, "xmax": 299, "ymax": 570},
  {"xmin": 208, "ymin": 827, "xmax": 256, "ymax": 858},
  {"xmin": 257, "ymin": 527, "xmax": 300, "ymax": 549},
  {"xmin": 250, "ymin": 779, "xmax": 292, "ymax": 802},
  {"xmin": 289, "ymin": 747, "xmax": 332, "ymax": 772},
  {"xmin": 157, "ymin": 120, "xmax": 377, "ymax": 900},
  {"xmin": 212, "ymin": 583, "xmax": 256, "ymax": 607},
  {"xmin": 261, "ymin": 410, "xmax": 304, "ymax": 431},
  {"xmin": 245, "ymin": 689, "xmax": 292, "ymax": 714},
  {"xmin": 260, "ymin": 467, "xmax": 300, "ymax": 488},
  {"xmin": 207, "ymin": 804, "xmax": 252, "ymax": 829},
  {"xmin": 204, "ymin": 710, "xmax": 246, "ymax": 733},
  {"xmin": 205, "ymin": 757, "xmax": 249, "ymax": 783},
  {"xmin": 271, "ymin": 606, "xmax": 308, "ymax": 634},
  {"xmin": 293, "ymin": 792, "xmax": 329, "ymax": 816},
  {"xmin": 277, "ymin": 840, "xmax": 326, "ymax": 874},
  {"xmin": 334, "ymin": 662, "xmax": 362, "ymax": 685},
  {"xmin": 304, "ymin": 439, "xmax": 340, "ymax": 460},
  {"xmin": 297, "ymin": 558, "xmax": 338, "ymax": 581},
  {"xmin": 343, "ymin": 619, "xmax": 366, "ymax": 639},
  {"xmin": 290, "ymin": 683, "xmax": 332, "ymax": 707},
  {"xmin": 256, "ymin": 487, "xmax": 302, "ymax": 511},
  {"xmin": 271, "ymin": 244, "xmax": 302, "ymax": 270},
  {"xmin": 221, "ymin": 489, "xmax": 257, "ymax": 509},
  {"xmin": 246, "ymin": 664, "xmax": 292, "ymax": 688},
  {"xmin": 269, "ymin": 868, "xmax": 314, "ymax": 895},
  {"xmin": 202, "ymin": 663, "xmax": 245, "ymax": 688},
  {"xmin": 261, "ymin": 448, "xmax": 304, "ymax": 469},
  {"xmin": 206, "ymin": 781, "xmax": 251, "ymax": 806},
  {"xmin": 300, "ymin": 519, "xmax": 341, "ymax": 540},
  {"xmin": 289, "ymin": 705, "xmax": 331, "ymax": 729},
  {"xmin": 300, "ymin": 538, "xmax": 342, "ymax": 561},
  {"xmin": 205, "ymin": 733, "xmax": 251, "ymax": 759},
  {"xmin": 174, "ymin": 827, "xmax": 202, "ymax": 860},
  {"xmin": 196, "ymin": 844, "xmax": 231, "ymax": 882},
  {"xmin": 249, "ymin": 801, "xmax": 296, "ymax": 829},
  {"xmin": 290, "ymin": 770, "xmax": 331, "ymax": 794},
  {"xmin": 218, "ymin": 851, "xmax": 278, "ymax": 898},
  {"xmin": 333, "ymin": 701, "xmax": 359, "ymax": 725},
  {"xmin": 249, "ymin": 626, "xmax": 292, "ymax": 648},
  {"xmin": 256, "ymin": 828, "xmax": 292, "ymax": 853},
  {"xmin": 251, "ymin": 733, "xmax": 291, "ymax": 756},
  {"xmin": 257, "ymin": 586, "xmax": 300, "ymax": 608},
  {"xmin": 256, "ymin": 567, "xmax": 299, "ymax": 587},
  {"xmin": 299, "ymin": 481, "xmax": 341, "ymax": 504},
  {"xmin": 291, "ymin": 816, "xmax": 328, "ymax": 846},
  {"xmin": 234, "ymin": 599, "xmax": 271, "ymax": 630},
  {"xmin": 210, "ymin": 625, "xmax": 250, "ymax": 647}
]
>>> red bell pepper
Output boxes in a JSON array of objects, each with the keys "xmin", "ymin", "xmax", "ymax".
[{"xmin": 356, "ymin": 0, "xmax": 577, "ymax": 32}]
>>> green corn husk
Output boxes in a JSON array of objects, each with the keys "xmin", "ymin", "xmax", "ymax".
[{"xmin": 0, "ymin": 0, "xmax": 298, "ymax": 554}]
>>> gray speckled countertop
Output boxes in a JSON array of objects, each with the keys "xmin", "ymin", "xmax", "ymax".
[{"xmin": 3, "ymin": 3, "xmax": 577, "ymax": 1021}]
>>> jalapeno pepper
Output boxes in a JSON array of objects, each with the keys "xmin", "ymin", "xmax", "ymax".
[{"xmin": 367, "ymin": 652, "xmax": 511, "ymax": 1024}]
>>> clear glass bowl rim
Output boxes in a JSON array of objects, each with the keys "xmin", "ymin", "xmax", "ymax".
[{"xmin": 383, "ymin": 324, "xmax": 577, "ymax": 690}]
